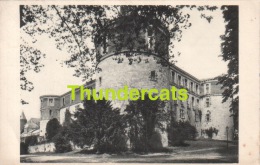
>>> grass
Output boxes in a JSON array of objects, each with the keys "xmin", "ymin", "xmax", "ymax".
[{"xmin": 21, "ymin": 139, "xmax": 238, "ymax": 163}]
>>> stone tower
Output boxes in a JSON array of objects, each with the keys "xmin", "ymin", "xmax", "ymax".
[
  {"xmin": 39, "ymin": 95, "xmax": 60, "ymax": 137},
  {"xmin": 94, "ymin": 12, "xmax": 171, "ymax": 146},
  {"xmin": 20, "ymin": 111, "xmax": 27, "ymax": 133}
]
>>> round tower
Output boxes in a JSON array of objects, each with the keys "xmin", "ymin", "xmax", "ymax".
[
  {"xmin": 94, "ymin": 14, "xmax": 171, "ymax": 146},
  {"xmin": 95, "ymin": 14, "xmax": 171, "ymax": 107},
  {"xmin": 39, "ymin": 95, "xmax": 60, "ymax": 137}
]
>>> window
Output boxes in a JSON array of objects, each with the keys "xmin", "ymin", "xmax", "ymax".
[
  {"xmin": 48, "ymin": 98, "xmax": 54, "ymax": 106},
  {"xmin": 190, "ymin": 82, "xmax": 193, "ymax": 92},
  {"xmin": 195, "ymin": 84, "xmax": 199, "ymax": 94},
  {"xmin": 62, "ymin": 97, "xmax": 65, "ymax": 106},
  {"xmin": 206, "ymin": 98, "xmax": 210, "ymax": 107},
  {"xmin": 99, "ymin": 77, "xmax": 102, "ymax": 86},
  {"xmin": 150, "ymin": 71, "xmax": 156, "ymax": 81},
  {"xmin": 192, "ymin": 97, "xmax": 194, "ymax": 106},
  {"xmin": 197, "ymin": 99, "xmax": 199, "ymax": 106},
  {"xmin": 180, "ymin": 109, "xmax": 185, "ymax": 119},
  {"xmin": 178, "ymin": 75, "xmax": 181, "ymax": 85},
  {"xmin": 195, "ymin": 112, "xmax": 199, "ymax": 122},
  {"xmin": 206, "ymin": 111, "xmax": 211, "ymax": 122},
  {"xmin": 171, "ymin": 71, "xmax": 175, "ymax": 82},
  {"xmin": 49, "ymin": 110, "xmax": 52, "ymax": 117},
  {"xmin": 206, "ymin": 84, "xmax": 210, "ymax": 94},
  {"xmin": 147, "ymin": 26, "xmax": 154, "ymax": 49},
  {"xmin": 185, "ymin": 79, "xmax": 188, "ymax": 87}
]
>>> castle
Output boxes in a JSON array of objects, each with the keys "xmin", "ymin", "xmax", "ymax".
[{"xmin": 21, "ymin": 12, "xmax": 234, "ymax": 147}]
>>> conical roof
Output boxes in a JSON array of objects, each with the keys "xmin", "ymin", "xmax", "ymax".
[{"xmin": 20, "ymin": 111, "xmax": 27, "ymax": 120}]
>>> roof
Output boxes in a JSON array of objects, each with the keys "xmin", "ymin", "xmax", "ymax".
[
  {"xmin": 24, "ymin": 122, "xmax": 39, "ymax": 130},
  {"xmin": 21, "ymin": 129, "xmax": 40, "ymax": 138},
  {"xmin": 28, "ymin": 118, "xmax": 40, "ymax": 125}
]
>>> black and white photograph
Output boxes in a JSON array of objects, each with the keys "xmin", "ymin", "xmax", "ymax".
[
  {"xmin": 0, "ymin": 1, "xmax": 259, "ymax": 164},
  {"xmin": 18, "ymin": 4, "xmax": 239, "ymax": 163}
]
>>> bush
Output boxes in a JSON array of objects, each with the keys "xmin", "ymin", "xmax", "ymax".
[
  {"xmin": 53, "ymin": 127, "xmax": 72, "ymax": 153},
  {"xmin": 46, "ymin": 118, "xmax": 62, "ymax": 142},
  {"xmin": 204, "ymin": 127, "xmax": 218, "ymax": 139},
  {"xmin": 167, "ymin": 120, "xmax": 197, "ymax": 146},
  {"xmin": 68, "ymin": 98, "xmax": 128, "ymax": 153},
  {"xmin": 20, "ymin": 142, "xmax": 28, "ymax": 155}
]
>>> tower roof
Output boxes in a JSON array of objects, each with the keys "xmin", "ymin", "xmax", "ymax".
[{"xmin": 20, "ymin": 111, "xmax": 27, "ymax": 120}]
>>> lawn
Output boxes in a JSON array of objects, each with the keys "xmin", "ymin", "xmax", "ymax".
[{"xmin": 20, "ymin": 139, "xmax": 238, "ymax": 163}]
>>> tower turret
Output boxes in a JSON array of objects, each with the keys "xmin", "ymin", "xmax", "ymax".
[
  {"xmin": 94, "ymin": 14, "xmax": 171, "ymax": 147},
  {"xmin": 20, "ymin": 111, "xmax": 27, "ymax": 133},
  {"xmin": 39, "ymin": 95, "xmax": 60, "ymax": 137}
]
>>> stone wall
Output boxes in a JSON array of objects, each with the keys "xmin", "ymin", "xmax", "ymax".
[{"xmin": 28, "ymin": 142, "xmax": 55, "ymax": 153}]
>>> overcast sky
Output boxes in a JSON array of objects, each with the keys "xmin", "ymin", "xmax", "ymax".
[{"xmin": 21, "ymin": 7, "xmax": 227, "ymax": 120}]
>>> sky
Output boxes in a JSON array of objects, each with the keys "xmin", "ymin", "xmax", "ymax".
[{"xmin": 21, "ymin": 7, "xmax": 227, "ymax": 120}]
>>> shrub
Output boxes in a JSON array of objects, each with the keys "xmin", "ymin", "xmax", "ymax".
[
  {"xmin": 46, "ymin": 118, "xmax": 62, "ymax": 142},
  {"xmin": 53, "ymin": 127, "xmax": 72, "ymax": 153},
  {"xmin": 68, "ymin": 97, "xmax": 128, "ymax": 153},
  {"xmin": 167, "ymin": 120, "xmax": 197, "ymax": 146},
  {"xmin": 20, "ymin": 142, "xmax": 28, "ymax": 155},
  {"xmin": 204, "ymin": 127, "xmax": 218, "ymax": 139}
]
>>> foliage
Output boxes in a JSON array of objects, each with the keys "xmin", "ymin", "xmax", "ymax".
[
  {"xmin": 63, "ymin": 109, "xmax": 72, "ymax": 127},
  {"xmin": 203, "ymin": 127, "xmax": 219, "ymax": 139},
  {"xmin": 167, "ymin": 120, "xmax": 197, "ymax": 146},
  {"xmin": 218, "ymin": 6, "xmax": 239, "ymax": 133},
  {"xmin": 20, "ymin": 142, "xmax": 29, "ymax": 155},
  {"xmin": 21, "ymin": 135, "xmax": 39, "ymax": 154},
  {"xmin": 68, "ymin": 96, "xmax": 127, "ymax": 153},
  {"xmin": 20, "ymin": 5, "xmax": 217, "ymax": 100},
  {"xmin": 24, "ymin": 135, "xmax": 39, "ymax": 146},
  {"xmin": 124, "ymin": 94, "xmax": 168, "ymax": 152},
  {"xmin": 53, "ymin": 126, "xmax": 72, "ymax": 153},
  {"xmin": 46, "ymin": 118, "xmax": 62, "ymax": 142}
]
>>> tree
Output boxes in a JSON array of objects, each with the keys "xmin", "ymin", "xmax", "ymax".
[
  {"xmin": 53, "ymin": 126, "xmax": 72, "ymax": 153},
  {"xmin": 68, "ymin": 96, "xmax": 127, "ymax": 153},
  {"xmin": 218, "ymin": 6, "xmax": 239, "ymax": 136},
  {"xmin": 124, "ymin": 94, "xmax": 168, "ymax": 152},
  {"xmin": 46, "ymin": 118, "xmax": 62, "ymax": 142},
  {"xmin": 167, "ymin": 120, "xmax": 197, "ymax": 146},
  {"xmin": 20, "ymin": 5, "xmax": 217, "ymax": 103}
]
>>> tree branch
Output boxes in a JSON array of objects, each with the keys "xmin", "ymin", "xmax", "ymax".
[{"xmin": 52, "ymin": 5, "xmax": 83, "ymax": 55}]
